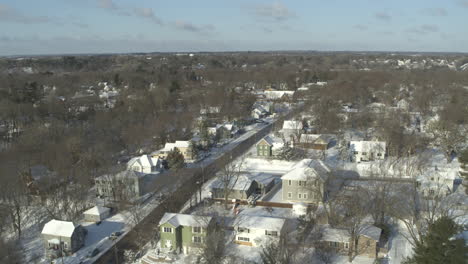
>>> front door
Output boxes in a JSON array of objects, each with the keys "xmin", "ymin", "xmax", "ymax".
[{"xmin": 165, "ymin": 239, "xmax": 172, "ymax": 249}]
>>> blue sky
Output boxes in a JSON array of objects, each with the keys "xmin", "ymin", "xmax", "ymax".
[{"xmin": 0, "ymin": 0, "xmax": 467, "ymax": 55}]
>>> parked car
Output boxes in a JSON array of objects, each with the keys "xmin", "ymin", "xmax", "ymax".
[
  {"xmin": 87, "ymin": 248, "xmax": 100, "ymax": 258},
  {"xmin": 110, "ymin": 231, "xmax": 123, "ymax": 240}
]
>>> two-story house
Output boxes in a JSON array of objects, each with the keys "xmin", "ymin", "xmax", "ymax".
[
  {"xmin": 256, "ymin": 135, "xmax": 285, "ymax": 157},
  {"xmin": 159, "ymin": 213, "xmax": 213, "ymax": 254},
  {"xmin": 281, "ymin": 159, "xmax": 330, "ymax": 204},
  {"xmin": 41, "ymin": 219, "xmax": 86, "ymax": 259},
  {"xmin": 127, "ymin": 154, "xmax": 163, "ymax": 174},
  {"xmin": 154, "ymin": 141, "xmax": 195, "ymax": 161},
  {"xmin": 95, "ymin": 170, "xmax": 161, "ymax": 201},
  {"xmin": 232, "ymin": 216, "xmax": 286, "ymax": 247},
  {"xmin": 349, "ymin": 141, "xmax": 386, "ymax": 162}
]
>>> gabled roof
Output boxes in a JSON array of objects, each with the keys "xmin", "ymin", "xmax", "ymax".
[
  {"xmin": 210, "ymin": 174, "xmax": 253, "ymax": 191},
  {"xmin": 233, "ymin": 215, "xmax": 286, "ymax": 232},
  {"xmin": 359, "ymin": 225, "xmax": 382, "ymax": 241},
  {"xmin": 282, "ymin": 120, "xmax": 303, "ymax": 130},
  {"xmin": 299, "ymin": 134, "xmax": 334, "ymax": 144},
  {"xmin": 281, "ymin": 159, "xmax": 330, "ymax": 181},
  {"xmin": 83, "ymin": 206, "xmax": 110, "ymax": 216},
  {"xmin": 127, "ymin": 155, "xmax": 160, "ymax": 168},
  {"xmin": 257, "ymin": 135, "xmax": 284, "ymax": 149},
  {"xmin": 350, "ymin": 141, "xmax": 386, "ymax": 152},
  {"xmin": 159, "ymin": 213, "xmax": 212, "ymax": 228},
  {"xmin": 42, "ymin": 219, "xmax": 79, "ymax": 238},
  {"xmin": 321, "ymin": 226, "xmax": 350, "ymax": 242}
]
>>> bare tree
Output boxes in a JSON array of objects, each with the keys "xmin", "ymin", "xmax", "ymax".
[
  {"xmin": 198, "ymin": 223, "xmax": 226, "ymax": 264},
  {"xmin": 218, "ymin": 158, "xmax": 243, "ymax": 209},
  {"xmin": 260, "ymin": 236, "xmax": 297, "ymax": 264}
]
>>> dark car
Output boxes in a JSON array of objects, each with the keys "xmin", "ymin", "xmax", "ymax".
[{"xmin": 87, "ymin": 248, "xmax": 100, "ymax": 258}]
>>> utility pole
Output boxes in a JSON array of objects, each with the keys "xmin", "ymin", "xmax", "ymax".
[{"xmin": 114, "ymin": 244, "xmax": 119, "ymax": 264}]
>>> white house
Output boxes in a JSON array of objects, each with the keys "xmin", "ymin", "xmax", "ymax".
[
  {"xmin": 83, "ymin": 206, "xmax": 111, "ymax": 222},
  {"xmin": 349, "ymin": 141, "xmax": 386, "ymax": 162},
  {"xmin": 127, "ymin": 155, "xmax": 163, "ymax": 174},
  {"xmin": 280, "ymin": 120, "xmax": 304, "ymax": 143},
  {"xmin": 232, "ymin": 216, "xmax": 287, "ymax": 247},
  {"xmin": 264, "ymin": 90, "xmax": 295, "ymax": 100}
]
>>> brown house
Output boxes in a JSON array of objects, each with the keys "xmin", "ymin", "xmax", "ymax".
[
  {"xmin": 299, "ymin": 134, "xmax": 334, "ymax": 150},
  {"xmin": 319, "ymin": 224, "xmax": 382, "ymax": 259}
]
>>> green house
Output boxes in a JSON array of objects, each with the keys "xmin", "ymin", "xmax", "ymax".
[
  {"xmin": 256, "ymin": 135, "xmax": 284, "ymax": 157},
  {"xmin": 159, "ymin": 213, "xmax": 213, "ymax": 254}
]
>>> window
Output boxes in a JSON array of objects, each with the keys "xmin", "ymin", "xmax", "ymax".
[
  {"xmin": 238, "ymin": 227, "xmax": 250, "ymax": 233},
  {"xmin": 377, "ymin": 153, "xmax": 382, "ymax": 157},
  {"xmin": 63, "ymin": 242, "xmax": 68, "ymax": 249},
  {"xmin": 288, "ymin": 180, "xmax": 292, "ymax": 186},
  {"xmin": 298, "ymin": 193, "xmax": 302, "ymax": 199},
  {"xmin": 193, "ymin": 226, "xmax": 201, "ymax": 233},
  {"xmin": 303, "ymin": 193, "xmax": 308, "ymax": 199},
  {"xmin": 354, "ymin": 151, "xmax": 358, "ymax": 154},
  {"xmin": 344, "ymin": 242, "xmax": 349, "ymax": 249},
  {"xmin": 238, "ymin": 237, "xmax": 250, "ymax": 242},
  {"xmin": 193, "ymin": 236, "xmax": 202, "ymax": 243},
  {"xmin": 265, "ymin": 230, "xmax": 278, "ymax": 237},
  {"xmin": 298, "ymin": 181, "xmax": 306, "ymax": 186},
  {"xmin": 362, "ymin": 152, "xmax": 367, "ymax": 155},
  {"xmin": 163, "ymin": 227, "xmax": 172, "ymax": 233},
  {"xmin": 287, "ymin": 192, "xmax": 292, "ymax": 198},
  {"xmin": 366, "ymin": 240, "xmax": 371, "ymax": 246}
]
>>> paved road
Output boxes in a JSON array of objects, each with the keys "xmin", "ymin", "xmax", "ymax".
[{"xmin": 94, "ymin": 107, "xmax": 303, "ymax": 264}]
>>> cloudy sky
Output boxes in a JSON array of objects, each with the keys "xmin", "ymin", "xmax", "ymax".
[{"xmin": 0, "ymin": 0, "xmax": 467, "ymax": 55}]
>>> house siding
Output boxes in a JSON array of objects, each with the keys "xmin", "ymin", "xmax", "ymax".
[{"xmin": 282, "ymin": 179, "xmax": 324, "ymax": 203}]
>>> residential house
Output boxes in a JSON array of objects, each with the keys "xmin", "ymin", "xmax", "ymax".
[
  {"xmin": 264, "ymin": 90, "xmax": 295, "ymax": 101},
  {"xmin": 251, "ymin": 103, "xmax": 270, "ymax": 119},
  {"xmin": 153, "ymin": 141, "xmax": 196, "ymax": 161},
  {"xmin": 281, "ymin": 159, "xmax": 330, "ymax": 204},
  {"xmin": 299, "ymin": 134, "xmax": 334, "ymax": 150},
  {"xmin": 319, "ymin": 224, "xmax": 382, "ymax": 258},
  {"xmin": 127, "ymin": 155, "xmax": 163, "ymax": 174},
  {"xmin": 280, "ymin": 120, "xmax": 304, "ymax": 143},
  {"xmin": 349, "ymin": 141, "xmax": 386, "ymax": 162},
  {"xmin": 246, "ymin": 172, "xmax": 278, "ymax": 195},
  {"xmin": 217, "ymin": 123, "xmax": 238, "ymax": 140},
  {"xmin": 41, "ymin": 219, "xmax": 86, "ymax": 258},
  {"xmin": 83, "ymin": 206, "xmax": 111, "ymax": 222},
  {"xmin": 95, "ymin": 170, "xmax": 161, "ymax": 201},
  {"xmin": 159, "ymin": 213, "xmax": 213, "ymax": 254},
  {"xmin": 417, "ymin": 168, "xmax": 456, "ymax": 199},
  {"xmin": 232, "ymin": 216, "xmax": 286, "ymax": 247},
  {"xmin": 256, "ymin": 135, "xmax": 285, "ymax": 157},
  {"xmin": 210, "ymin": 174, "xmax": 258, "ymax": 200}
]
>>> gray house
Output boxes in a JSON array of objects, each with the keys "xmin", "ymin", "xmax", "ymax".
[
  {"xmin": 83, "ymin": 206, "xmax": 111, "ymax": 222},
  {"xmin": 210, "ymin": 174, "xmax": 258, "ymax": 200},
  {"xmin": 281, "ymin": 159, "xmax": 330, "ymax": 204},
  {"xmin": 95, "ymin": 170, "xmax": 161, "ymax": 202},
  {"xmin": 41, "ymin": 219, "xmax": 86, "ymax": 258}
]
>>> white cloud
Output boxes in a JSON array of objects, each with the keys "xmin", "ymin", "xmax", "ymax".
[
  {"xmin": 134, "ymin": 8, "xmax": 163, "ymax": 24},
  {"xmin": 173, "ymin": 20, "xmax": 215, "ymax": 34},
  {"xmin": 254, "ymin": 2, "xmax": 296, "ymax": 22}
]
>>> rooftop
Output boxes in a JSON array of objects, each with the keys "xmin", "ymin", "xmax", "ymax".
[
  {"xmin": 41, "ymin": 219, "xmax": 79, "ymax": 238},
  {"xmin": 159, "ymin": 213, "xmax": 212, "ymax": 228}
]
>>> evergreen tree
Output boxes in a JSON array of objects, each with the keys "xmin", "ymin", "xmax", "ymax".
[
  {"xmin": 166, "ymin": 147, "xmax": 185, "ymax": 169},
  {"xmin": 404, "ymin": 217, "xmax": 466, "ymax": 264}
]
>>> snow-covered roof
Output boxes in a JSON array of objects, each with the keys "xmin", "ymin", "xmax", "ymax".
[
  {"xmin": 127, "ymin": 155, "xmax": 160, "ymax": 168},
  {"xmin": 210, "ymin": 174, "xmax": 253, "ymax": 191},
  {"xmin": 241, "ymin": 171, "xmax": 278, "ymax": 186},
  {"xmin": 359, "ymin": 225, "xmax": 382, "ymax": 241},
  {"xmin": 159, "ymin": 213, "xmax": 212, "ymax": 228},
  {"xmin": 233, "ymin": 216, "xmax": 286, "ymax": 232},
  {"xmin": 282, "ymin": 120, "xmax": 303, "ymax": 130},
  {"xmin": 83, "ymin": 206, "xmax": 110, "ymax": 216},
  {"xmin": 161, "ymin": 141, "xmax": 191, "ymax": 152},
  {"xmin": 258, "ymin": 135, "xmax": 284, "ymax": 149},
  {"xmin": 321, "ymin": 226, "xmax": 350, "ymax": 242},
  {"xmin": 299, "ymin": 134, "xmax": 334, "ymax": 144},
  {"xmin": 350, "ymin": 141, "xmax": 386, "ymax": 152},
  {"xmin": 281, "ymin": 159, "xmax": 330, "ymax": 181},
  {"xmin": 264, "ymin": 90, "xmax": 295, "ymax": 100},
  {"xmin": 42, "ymin": 219, "xmax": 79, "ymax": 238}
]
